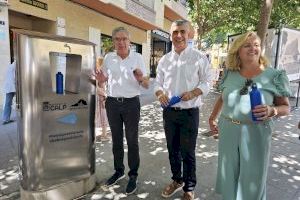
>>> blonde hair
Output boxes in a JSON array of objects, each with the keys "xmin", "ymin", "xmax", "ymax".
[
  {"xmin": 226, "ymin": 31, "xmax": 269, "ymax": 71},
  {"xmin": 96, "ymin": 57, "xmax": 104, "ymax": 69}
]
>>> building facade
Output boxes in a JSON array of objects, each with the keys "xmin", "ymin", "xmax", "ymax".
[{"xmin": 0, "ymin": 0, "xmax": 187, "ymax": 106}]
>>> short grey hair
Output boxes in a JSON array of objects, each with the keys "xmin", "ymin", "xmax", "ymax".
[
  {"xmin": 112, "ymin": 27, "xmax": 130, "ymax": 39},
  {"xmin": 172, "ymin": 19, "xmax": 189, "ymax": 26}
]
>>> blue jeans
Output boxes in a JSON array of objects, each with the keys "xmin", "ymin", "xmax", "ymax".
[{"xmin": 2, "ymin": 92, "xmax": 15, "ymax": 122}]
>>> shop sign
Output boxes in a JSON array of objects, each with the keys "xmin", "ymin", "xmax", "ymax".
[
  {"xmin": 20, "ymin": 0, "xmax": 48, "ymax": 10},
  {"xmin": 153, "ymin": 29, "xmax": 169, "ymax": 39}
]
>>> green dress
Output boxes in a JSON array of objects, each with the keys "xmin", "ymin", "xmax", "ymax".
[{"xmin": 216, "ymin": 67, "xmax": 291, "ymax": 200}]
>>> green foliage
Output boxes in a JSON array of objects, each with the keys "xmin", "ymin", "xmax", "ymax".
[
  {"xmin": 102, "ymin": 37, "xmax": 113, "ymax": 54},
  {"xmin": 186, "ymin": 0, "xmax": 300, "ymax": 49},
  {"xmin": 202, "ymin": 27, "xmax": 228, "ymax": 48},
  {"xmin": 270, "ymin": 0, "xmax": 300, "ymax": 29}
]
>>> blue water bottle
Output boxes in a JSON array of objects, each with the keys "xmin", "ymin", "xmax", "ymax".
[
  {"xmin": 56, "ymin": 72, "xmax": 64, "ymax": 94},
  {"xmin": 249, "ymin": 83, "xmax": 262, "ymax": 121},
  {"xmin": 162, "ymin": 96, "xmax": 181, "ymax": 108}
]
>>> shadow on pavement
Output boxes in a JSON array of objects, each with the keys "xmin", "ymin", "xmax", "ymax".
[{"xmin": 0, "ymin": 93, "xmax": 299, "ymax": 200}]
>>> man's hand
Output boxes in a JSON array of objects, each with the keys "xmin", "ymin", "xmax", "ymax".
[
  {"xmin": 133, "ymin": 68, "xmax": 143, "ymax": 82},
  {"xmin": 181, "ymin": 91, "xmax": 195, "ymax": 101},
  {"xmin": 133, "ymin": 68, "xmax": 149, "ymax": 88},
  {"xmin": 181, "ymin": 89, "xmax": 201, "ymax": 101},
  {"xmin": 94, "ymin": 69, "xmax": 108, "ymax": 83},
  {"xmin": 156, "ymin": 91, "xmax": 169, "ymax": 107}
]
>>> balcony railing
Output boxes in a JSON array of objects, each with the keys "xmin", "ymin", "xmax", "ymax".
[
  {"xmin": 179, "ymin": 0, "xmax": 187, "ymax": 7},
  {"xmin": 164, "ymin": 0, "xmax": 188, "ymax": 20},
  {"xmin": 133, "ymin": 0, "xmax": 154, "ymax": 10},
  {"xmin": 125, "ymin": 0, "xmax": 156, "ymax": 24}
]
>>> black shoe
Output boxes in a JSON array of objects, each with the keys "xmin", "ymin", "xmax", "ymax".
[
  {"xmin": 126, "ymin": 176, "xmax": 137, "ymax": 195},
  {"xmin": 105, "ymin": 172, "xmax": 125, "ymax": 187},
  {"xmin": 2, "ymin": 120, "xmax": 14, "ymax": 125}
]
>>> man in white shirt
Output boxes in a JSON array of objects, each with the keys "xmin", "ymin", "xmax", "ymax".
[
  {"xmin": 2, "ymin": 59, "xmax": 16, "ymax": 125},
  {"xmin": 95, "ymin": 27, "xmax": 149, "ymax": 195},
  {"xmin": 154, "ymin": 20, "xmax": 212, "ymax": 200}
]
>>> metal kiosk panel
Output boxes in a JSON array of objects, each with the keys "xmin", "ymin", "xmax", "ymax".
[{"xmin": 13, "ymin": 29, "xmax": 96, "ymax": 200}]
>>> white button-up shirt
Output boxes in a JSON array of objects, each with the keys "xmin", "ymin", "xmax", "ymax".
[
  {"xmin": 4, "ymin": 61, "xmax": 16, "ymax": 93},
  {"xmin": 103, "ymin": 51, "xmax": 146, "ymax": 98},
  {"xmin": 154, "ymin": 47, "xmax": 213, "ymax": 108}
]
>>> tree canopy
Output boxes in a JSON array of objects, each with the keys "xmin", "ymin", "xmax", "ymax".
[{"xmin": 184, "ymin": 0, "xmax": 300, "ymax": 49}]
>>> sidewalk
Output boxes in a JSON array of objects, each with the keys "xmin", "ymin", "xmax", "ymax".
[{"xmin": 0, "ymin": 93, "xmax": 299, "ymax": 200}]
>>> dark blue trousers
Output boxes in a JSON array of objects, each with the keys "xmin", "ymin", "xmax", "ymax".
[
  {"xmin": 163, "ymin": 107, "xmax": 199, "ymax": 192},
  {"xmin": 105, "ymin": 96, "xmax": 140, "ymax": 177}
]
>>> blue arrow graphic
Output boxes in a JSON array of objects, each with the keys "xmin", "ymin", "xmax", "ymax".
[{"xmin": 57, "ymin": 113, "xmax": 78, "ymax": 125}]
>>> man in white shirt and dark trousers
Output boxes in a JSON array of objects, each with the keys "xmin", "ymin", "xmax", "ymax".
[
  {"xmin": 95, "ymin": 27, "xmax": 149, "ymax": 195},
  {"xmin": 154, "ymin": 20, "xmax": 212, "ymax": 200},
  {"xmin": 2, "ymin": 59, "xmax": 16, "ymax": 125}
]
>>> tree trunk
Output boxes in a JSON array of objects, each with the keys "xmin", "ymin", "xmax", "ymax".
[
  {"xmin": 197, "ymin": 25, "xmax": 202, "ymax": 49},
  {"xmin": 257, "ymin": 0, "xmax": 273, "ymax": 53}
]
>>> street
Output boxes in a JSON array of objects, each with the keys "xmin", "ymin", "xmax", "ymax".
[{"xmin": 0, "ymin": 92, "xmax": 299, "ymax": 200}]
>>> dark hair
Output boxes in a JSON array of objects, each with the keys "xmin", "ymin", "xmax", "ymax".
[{"xmin": 172, "ymin": 19, "xmax": 189, "ymax": 26}]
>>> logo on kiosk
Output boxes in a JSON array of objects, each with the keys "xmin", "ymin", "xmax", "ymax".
[
  {"xmin": 70, "ymin": 99, "xmax": 88, "ymax": 110},
  {"xmin": 43, "ymin": 102, "xmax": 67, "ymax": 111}
]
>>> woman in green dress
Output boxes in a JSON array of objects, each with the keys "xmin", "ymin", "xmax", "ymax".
[{"xmin": 209, "ymin": 31, "xmax": 291, "ymax": 200}]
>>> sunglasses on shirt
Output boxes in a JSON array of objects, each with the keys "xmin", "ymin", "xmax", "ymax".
[{"xmin": 239, "ymin": 79, "xmax": 253, "ymax": 95}]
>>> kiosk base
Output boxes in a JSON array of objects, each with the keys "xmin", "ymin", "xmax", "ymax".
[{"xmin": 20, "ymin": 174, "xmax": 96, "ymax": 200}]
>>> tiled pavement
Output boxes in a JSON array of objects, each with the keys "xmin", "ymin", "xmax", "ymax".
[{"xmin": 0, "ymin": 92, "xmax": 299, "ymax": 200}]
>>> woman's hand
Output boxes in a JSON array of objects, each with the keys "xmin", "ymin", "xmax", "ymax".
[
  {"xmin": 252, "ymin": 104, "xmax": 276, "ymax": 121},
  {"xmin": 209, "ymin": 117, "xmax": 219, "ymax": 135},
  {"xmin": 208, "ymin": 96, "xmax": 223, "ymax": 138}
]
